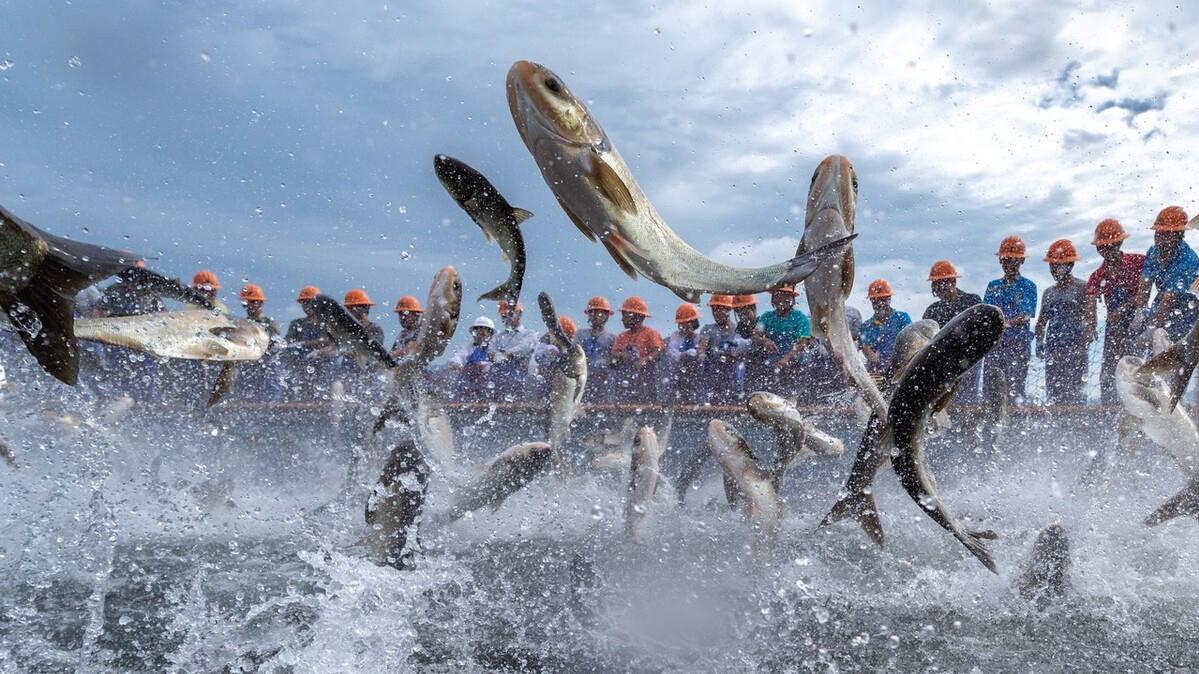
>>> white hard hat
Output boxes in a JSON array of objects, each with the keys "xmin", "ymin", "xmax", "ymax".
[{"xmin": 471, "ymin": 316, "xmax": 496, "ymax": 331}]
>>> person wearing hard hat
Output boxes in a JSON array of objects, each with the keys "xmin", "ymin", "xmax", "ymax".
[
  {"xmin": 239, "ymin": 284, "xmax": 279, "ymax": 339},
  {"xmin": 450, "ymin": 316, "xmax": 497, "ymax": 401},
  {"xmin": 1084, "ymin": 219, "xmax": 1145, "ymax": 404},
  {"xmin": 733, "ymin": 294, "xmax": 772, "ymax": 396},
  {"xmin": 1135, "ymin": 206, "xmax": 1199, "ymax": 342},
  {"xmin": 390, "ymin": 295, "xmax": 423, "ymax": 358},
  {"xmin": 574, "ymin": 296, "xmax": 617, "ymax": 403},
  {"xmin": 922, "ymin": 260, "xmax": 981, "ymax": 326},
  {"xmin": 859, "ymin": 280, "xmax": 911, "ymax": 377},
  {"xmin": 1034, "ymin": 240, "xmax": 1091, "ymax": 405},
  {"xmin": 489, "ymin": 299, "xmax": 539, "ymax": 402},
  {"xmin": 342, "ymin": 289, "xmax": 385, "ymax": 345},
  {"xmin": 284, "ymin": 286, "xmax": 329, "ymax": 351},
  {"xmin": 236, "ymin": 284, "xmax": 281, "ymax": 400},
  {"xmin": 697, "ymin": 295, "xmax": 744, "ymax": 404},
  {"xmin": 611, "ymin": 296, "xmax": 666, "ymax": 403},
  {"xmin": 755, "ymin": 284, "xmax": 811, "ymax": 396},
  {"xmin": 97, "ymin": 260, "xmax": 166, "ymax": 318},
  {"xmin": 281, "ymin": 285, "xmax": 329, "ymax": 399},
  {"xmin": 192, "ymin": 270, "xmax": 229, "ymax": 314},
  {"xmin": 666, "ymin": 303, "xmax": 703, "ymax": 404},
  {"xmin": 983, "ymin": 236, "xmax": 1038, "ymax": 401}
]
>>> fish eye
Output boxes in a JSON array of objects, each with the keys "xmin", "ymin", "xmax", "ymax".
[
  {"xmin": 545, "ymin": 78, "xmax": 562, "ymax": 94},
  {"xmin": 809, "ymin": 170, "xmax": 818, "ymax": 189},
  {"xmin": 851, "ymin": 170, "xmax": 859, "ymax": 195}
]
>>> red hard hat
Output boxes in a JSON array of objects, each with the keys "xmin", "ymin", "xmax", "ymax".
[
  {"xmin": 192, "ymin": 270, "xmax": 221, "ymax": 290},
  {"xmin": 620, "ymin": 296, "xmax": 651, "ymax": 317},
  {"xmin": 1153, "ymin": 205, "xmax": 1189, "ymax": 232},
  {"xmin": 343, "ymin": 289, "xmax": 374, "ymax": 307},
  {"xmin": 297, "ymin": 285, "xmax": 320, "ymax": 302},
  {"xmin": 585, "ymin": 296, "xmax": 613, "ymax": 314},
  {"xmin": 771, "ymin": 283, "xmax": 798, "ymax": 296},
  {"xmin": 558, "ymin": 316, "xmax": 578, "ymax": 342},
  {"xmin": 996, "ymin": 235, "xmax": 1027, "ymax": 259},
  {"xmin": 928, "ymin": 260, "xmax": 961, "ymax": 281},
  {"xmin": 239, "ymin": 284, "xmax": 266, "ymax": 302},
  {"xmin": 867, "ymin": 279, "xmax": 893, "ymax": 299},
  {"xmin": 731, "ymin": 294, "xmax": 758, "ymax": 308},
  {"xmin": 1044, "ymin": 239, "xmax": 1080, "ymax": 263},
  {"xmin": 674, "ymin": 303, "xmax": 701, "ymax": 323},
  {"xmin": 707, "ymin": 294, "xmax": 735, "ymax": 309},
  {"xmin": 394, "ymin": 295, "xmax": 423, "ymax": 313},
  {"xmin": 1092, "ymin": 219, "xmax": 1128, "ymax": 246}
]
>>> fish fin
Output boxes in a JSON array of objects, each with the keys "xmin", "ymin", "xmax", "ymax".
[
  {"xmin": 968, "ymin": 528, "xmax": 1000, "ymax": 540},
  {"xmin": 497, "ymin": 249, "xmax": 509, "ymax": 263},
  {"xmin": 818, "ymin": 492, "xmax": 884, "ymax": 546},
  {"xmin": 4, "ymin": 280, "xmax": 84, "ymax": 386},
  {"xmin": 118, "ymin": 267, "xmax": 214, "ymax": 309},
  {"xmin": 1145, "ymin": 479, "xmax": 1199, "ymax": 527},
  {"xmin": 826, "ymin": 303, "xmax": 889, "ymax": 424},
  {"xmin": 601, "ymin": 236, "xmax": 639, "ymax": 280},
  {"xmin": 591, "ymin": 158, "xmax": 638, "ymax": 215},
  {"xmin": 670, "ymin": 287, "xmax": 703, "ymax": 303},
  {"xmin": 1189, "ymin": 213, "xmax": 1199, "ymax": 232},
  {"xmin": 1137, "ymin": 347, "xmax": 1191, "ymax": 412},
  {"xmin": 206, "ymin": 362, "xmax": 238, "ymax": 407},
  {"xmin": 841, "ymin": 246, "xmax": 855, "ymax": 300},
  {"xmin": 778, "ymin": 234, "xmax": 857, "ymax": 286},
  {"xmin": 953, "ymin": 528, "xmax": 998, "ymax": 573},
  {"xmin": 1190, "ymin": 276, "xmax": 1199, "ymax": 295},
  {"xmin": 477, "ymin": 281, "xmax": 520, "ymax": 304},
  {"xmin": 511, "ymin": 207, "xmax": 534, "ymax": 225},
  {"xmin": 559, "ymin": 202, "xmax": 599, "ymax": 243}
]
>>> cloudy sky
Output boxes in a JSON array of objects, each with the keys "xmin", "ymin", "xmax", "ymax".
[{"xmin": 2, "ymin": 1, "xmax": 1196, "ymax": 344}]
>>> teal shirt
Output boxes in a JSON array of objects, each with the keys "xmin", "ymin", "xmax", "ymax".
[{"xmin": 758, "ymin": 309, "xmax": 811, "ymax": 354}]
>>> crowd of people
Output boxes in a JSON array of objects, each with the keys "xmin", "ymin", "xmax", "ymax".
[{"xmin": 2, "ymin": 208, "xmax": 1193, "ymax": 409}]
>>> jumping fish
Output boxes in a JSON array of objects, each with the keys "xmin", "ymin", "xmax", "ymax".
[
  {"xmin": 624, "ymin": 426, "xmax": 662, "ymax": 539},
  {"xmin": 707, "ymin": 420, "xmax": 783, "ymax": 542},
  {"xmin": 582, "ymin": 418, "xmax": 636, "ymax": 473},
  {"xmin": 0, "ymin": 204, "xmax": 138, "ymax": 384},
  {"xmin": 819, "ymin": 319, "xmax": 940, "ymax": 544},
  {"xmin": 506, "ymin": 60, "xmax": 856, "ymax": 302},
  {"xmin": 745, "ymin": 391, "xmax": 844, "ymax": 491},
  {"xmin": 306, "ymin": 295, "xmax": 396, "ymax": 368},
  {"xmin": 365, "ymin": 439, "xmax": 430, "ymax": 570},
  {"xmin": 74, "ymin": 310, "xmax": 270, "ymax": 361},
  {"xmin": 1015, "ymin": 523, "xmax": 1072, "ymax": 609},
  {"xmin": 115, "ymin": 267, "xmax": 215, "ymax": 310},
  {"xmin": 447, "ymin": 442, "xmax": 553, "ymax": 521},
  {"xmin": 434, "ymin": 155, "xmax": 532, "ymax": 303},
  {"xmin": 0, "ymin": 437, "xmax": 15, "ymax": 468},
  {"xmin": 1145, "ymin": 477, "xmax": 1199, "ymax": 527},
  {"xmin": 798, "ymin": 155, "xmax": 887, "ymax": 423},
  {"xmin": 538, "ymin": 292, "xmax": 587, "ymax": 475},
  {"xmin": 890, "ymin": 304, "xmax": 1004, "ymax": 572}
]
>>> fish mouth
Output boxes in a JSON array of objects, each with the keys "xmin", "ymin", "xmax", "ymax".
[
  {"xmin": 506, "ymin": 60, "xmax": 603, "ymax": 149},
  {"xmin": 805, "ymin": 155, "xmax": 857, "ymax": 230}
]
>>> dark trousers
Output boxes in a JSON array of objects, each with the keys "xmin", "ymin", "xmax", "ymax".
[
  {"xmin": 985, "ymin": 335, "xmax": 1031, "ymax": 401},
  {"xmin": 1099, "ymin": 325, "xmax": 1135, "ymax": 405},
  {"xmin": 1044, "ymin": 341, "xmax": 1087, "ymax": 405}
]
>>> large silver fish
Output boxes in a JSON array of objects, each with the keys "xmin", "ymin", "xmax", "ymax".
[
  {"xmin": 434, "ymin": 155, "xmax": 532, "ymax": 303},
  {"xmin": 0, "ymin": 204, "xmax": 138, "ymax": 384},
  {"xmin": 365, "ymin": 439, "xmax": 430, "ymax": 570},
  {"xmin": 506, "ymin": 60, "xmax": 855, "ymax": 302},
  {"xmin": 798, "ymin": 155, "xmax": 887, "ymax": 422},
  {"xmin": 538, "ymin": 292, "xmax": 587, "ymax": 475},
  {"xmin": 889, "ymin": 304, "xmax": 1004, "ymax": 572},
  {"xmin": 746, "ymin": 391, "xmax": 844, "ymax": 491},
  {"xmin": 74, "ymin": 310, "xmax": 270, "ymax": 361},
  {"xmin": 707, "ymin": 420, "xmax": 783, "ymax": 542},
  {"xmin": 624, "ymin": 426, "xmax": 662, "ymax": 539},
  {"xmin": 1015, "ymin": 523, "xmax": 1072, "ymax": 609},
  {"xmin": 447, "ymin": 442, "xmax": 552, "ymax": 521},
  {"xmin": 818, "ymin": 319, "xmax": 940, "ymax": 544}
]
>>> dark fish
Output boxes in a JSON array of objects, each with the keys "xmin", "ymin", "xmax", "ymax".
[
  {"xmin": 434, "ymin": 155, "xmax": 531, "ymax": 303},
  {"xmin": 116, "ymin": 267, "xmax": 214, "ymax": 310},
  {"xmin": 890, "ymin": 304, "xmax": 1004, "ymax": 573},
  {"xmin": 1015, "ymin": 523, "xmax": 1072, "ymax": 609},
  {"xmin": 0, "ymin": 204, "xmax": 138, "ymax": 384},
  {"xmin": 1145, "ymin": 476, "xmax": 1199, "ymax": 527},
  {"xmin": 365, "ymin": 439, "xmax": 430, "ymax": 570},
  {"xmin": 307, "ymin": 294, "xmax": 396, "ymax": 368}
]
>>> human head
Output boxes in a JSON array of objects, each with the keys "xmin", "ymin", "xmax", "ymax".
[
  {"xmin": 708, "ymin": 294, "xmax": 734, "ymax": 326},
  {"xmin": 620, "ymin": 296, "xmax": 650, "ymax": 330},
  {"xmin": 394, "ymin": 295, "xmax": 423, "ymax": 330},
  {"xmin": 470, "ymin": 316, "xmax": 495, "ymax": 344},
  {"xmin": 675, "ymin": 303, "xmax": 700, "ymax": 337},
  {"xmin": 585, "ymin": 296, "xmax": 613, "ymax": 330},
  {"xmin": 1092, "ymin": 219, "xmax": 1127, "ymax": 264},
  {"xmin": 997, "ymin": 235, "xmax": 1026, "ymax": 278},
  {"xmin": 733, "ymin": 294, "xmax": 758, "ymax": 328},
  {"xmin": 927, "ymin": 260, "xmax": 960, "ymax": 301},
  {"xmin": 192, "ymin": 270, "xmax": 221, "ymax": 302},
  {"xmin": 297, "ymin": 285, "xmax": 320, "ymax": 317},
  {"xmin": 1044, "ymin": 239, "xmax": 1079, "ymax": 284},
  {"xmin": 1153, "ymin": 206, "xmax": 1188, "ymax": 260},
  {"xmin": 770, "ymin": 284, "xmax": 797, "ymax": 314},
  {"xmin": 867, "ymin": 279, "xmax": 892, "ymax": 316},
  {"xmin": 343, "ymin": 288, "xmax": 374, "ymax": 323},
  {"xmin": 498, "ymin": 299, "xmax": 524, "ymax": 329},
  {"xmin": 239, "ymin": 284, "xmax": 266, "ymax": 317}
]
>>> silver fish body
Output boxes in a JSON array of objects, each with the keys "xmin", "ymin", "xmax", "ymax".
[
  {"xmin": 707, "ymin": 420, "xmax": 783, "ymax": 539},
  {"xmin": 624, "ymin": 426, "xmax": 663, "ymax": 539},
  {"xmin": 75, "ymin": 310, "xmax": 270, "ymax": 361},
  {"xmin": 746, "ymin": 391, "xmax": 844, "ymax": 491},
  {"xmin": 448, "ymin": 442, "xmax": 552, "ymax": 521}
]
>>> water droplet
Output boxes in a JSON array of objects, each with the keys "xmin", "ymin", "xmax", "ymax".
[
  {"xmin": 67, "ymin": 56, "xmax": 81, "ymax": 68},
  {"xmin": 803, "ymin": 28, "xmax": 814, "ymax": 38},
  {"xmin": 254, "ymin": 207, "xmax": 263, "ymax": 215},
  {"xmin": 400, "ymin": 251, "xmax": 410, "ymax": 260},
  {"xmin": 398, "ymin": 205, "xmax": 407, "ymax": 214},
  {"xmin": 0, "ymin": 59, "xmax": 14, "ymax": 71},
  {"xmin": 653, "ymin": 27, "xmax": 661, "ymax": 35},
  {"xmin": 200, "ymin": 51, "xmax": 212, "ymax": 63}
]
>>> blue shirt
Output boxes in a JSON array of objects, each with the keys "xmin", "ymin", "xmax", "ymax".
[
  {"xmin": 1142, "ymin": 241, "xmax": 1199, "ymax": 310},
  {"xmin": 984, "ymin": 275, "xmax": 1037, "ymax": 339},
  {"xmin": 758, "ymin": 309, "xmax": 810, "ymax": 355},
  {"xmin": 860, "ymin": 309, "xmax": 911, "ymax": 372}
]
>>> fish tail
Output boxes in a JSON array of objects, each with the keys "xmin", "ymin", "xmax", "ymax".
[
  {"xmin": 954, "ymin": 528, "xmax": 998, "ymax": 573},
  {"xmin": 778, "ymin": 234, "xmax": 857, "ymax": 286},
  {"xmin": 1145, "ymin": 480, "xmax": 1199, "ymax": 527},
  {"xmin": 477, "ymin": 277, "xmax": 521, "ymax": 304},
  {"xmin": 0, "ymin": 214, "xmax": 136, "ymax": 385},
  {"xmin": 205, "ymin": 362, "xmax": 238, "ymax": 407},
  {"xmin": 819, "ymin": 491, "xmax": 884, "ymax": 546}
]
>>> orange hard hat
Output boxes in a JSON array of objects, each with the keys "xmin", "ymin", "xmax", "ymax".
[
  {"xmin": 1044, "ymin": 239, "xmax": 1080, "ymax": 264},
  {"xmin": 771, "ymin": 283, "xmax": 798, "ymax": 296},
  {"xmin": 928, "ymin": 260, "xmax": 961, "ymax": 281},
  {"xmin": 674, "ymin": 303, "xmax": 701, "ymax": 323},
  {"xmin": 239, "ymin": 284, "xmax": 266, "ymax": 302},
  {"xmin": 585, "ymin": 296, "xmax": 613, "ymax": 314},
  {"xmin": 1153, "ymin": 205, "xmax": 1189, "ymax": 232},
  {"xmin": 297, "ymin": 285, "xmax": 320, "ymax": 302},
  {"xmin": 558, "ymin": 316, "xmax": 578, "ymax": 342},
  {"xmin": 707, "ymin": 294, "xmax": 735, "ymax": 309},
  {"xmin": 394, "ymin": 295, "xmax": 423, "ymax": 313},
  {"xmin": 192, "ymin": 270, "xmax": 221, "ymax": 289},
  {"xmin": 498, "ymin": 299, "xmax": 524, "ymax": 313},
  {"xmin": 343, "ymin": 289, "xmax": 374, "ymax": 307},
  {"xmin": 732, "ymin": 294, "xmax": 758, "ymax": 308},
  {"xmin": 621, "ymin": 296, "xmax": 651, "ymax": 317},
  {"xmin": 996, "ymin": 235, "xmax": 1027, "ymax": 259},
  {"xmin": 1092, "ymin": 218, "xmax": 1128, "ymax": 246},
  {"xmin": 867, "ymin": 279, "xmax": 893, "ymax": 299}
]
